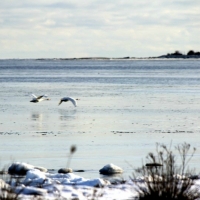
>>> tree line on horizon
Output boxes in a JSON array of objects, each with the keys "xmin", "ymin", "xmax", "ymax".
[{"xmin": 168, "ymin": 50, "xmax": 200, "ymax": 56}]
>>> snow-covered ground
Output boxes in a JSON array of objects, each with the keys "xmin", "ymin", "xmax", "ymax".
[
  {"xmin": 18, "ymin": 169, "xmax": 137, "ymax": 199},
  {"xmin": 1, "ymin": 162, "xmax": 138, "ymax": 199},
  {"xmin": 2, "ymin": 162, "xmax": 200, "ymax": 200}
]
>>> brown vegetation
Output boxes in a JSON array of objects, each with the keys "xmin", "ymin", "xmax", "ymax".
[{"xmin": 132, "ymin": 143, "xmax": 200, "ymax": 200}]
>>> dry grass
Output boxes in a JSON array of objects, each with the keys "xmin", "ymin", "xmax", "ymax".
[{"xmin": 132, "ymin": 142, "xmax": 200, "ymax": 200}]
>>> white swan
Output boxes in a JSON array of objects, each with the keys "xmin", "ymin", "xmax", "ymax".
[
  {"xmin": 30, "ymin": 94, "xmax": 50, "ymax": 103},
  {"xmin": 58, "ymin": 97, "xmax": 79, "ymax": 107}
]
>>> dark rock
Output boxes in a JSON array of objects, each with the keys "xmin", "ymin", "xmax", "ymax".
[
  {"xmin": 146, "ymin": 163, "xmax": 163, "ymax": 167},
  {"xmin": 58, "ymin": 168, "xmax": 73, "ymax": 174},
  {"xmin": 8, "ymin": 162, "xmax": 34, "ymax": 175},
  {"xmin": 189, "ymin": 175, "xmax": 199, "ymax": 180},
  {"xmin": 74, "ymin": 170, "xmax": 85, "ymax": 172},
  {"xmin": 8, "ymin": 162, "xmax": 47, "ymax": 175}
]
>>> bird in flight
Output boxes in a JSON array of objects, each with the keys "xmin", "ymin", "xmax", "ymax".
[
  {"xmin": 30, "ymin": 94, "xmax": 50, "ymax": 103},
  {"xmin": 58, "ymin": 97, "xmax": 79, "ymax": 107}
]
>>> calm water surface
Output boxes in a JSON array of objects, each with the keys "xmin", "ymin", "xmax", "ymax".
[{"xmin": 0, "ymin": 59, "xmax": 200, "ymax": 179}]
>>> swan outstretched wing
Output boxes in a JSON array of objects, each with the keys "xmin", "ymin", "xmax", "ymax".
[
  {"xmin": 31, "ymin": 94, "xmax": 37, "ymax": 99},
  {"xmin": 58, "ymin": 100, "xmax": 63, "ymax": 105},
  {"xmin": 32, "ymin": 94, "xmax": 48, "ymax": 100},
  {"xmin": 37, "ymin": 95, "xmax": 46, "ymax": 100},
  {"xmin": 31, "ymin": 94, "xmax": 48, "ymax": 101},
  {"xmin": 68, "ymin": 97, "xmax": 77, "ymax": 107}
]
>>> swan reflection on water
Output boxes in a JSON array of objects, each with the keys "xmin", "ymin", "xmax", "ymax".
[
  {"xmin": 59, "ymin": 109, "xmax": 77, "ymax": 121},
  {"xmin": 31, "ymin": 112, "xmax": 44, "ymax": 130},
  {"xmin": 31, "ymin": 112, "xmax": 43, "ymax": 121}
]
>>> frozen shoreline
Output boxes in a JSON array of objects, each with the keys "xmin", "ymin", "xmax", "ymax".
[
  {"xmin": 1, "ymin": 162, "xmax": 137, "ymax": 199},
  {"xmin": 1, "ymin": 162, "xmax": 200, "ymax": 199}
]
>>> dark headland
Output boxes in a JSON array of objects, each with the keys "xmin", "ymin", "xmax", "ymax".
[{"xmin": 156, "ymin": 50, "xmax": 200, "ymax": 59}]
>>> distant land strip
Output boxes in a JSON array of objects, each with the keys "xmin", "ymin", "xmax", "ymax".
[
  {"xmin": 35, "ymin": 50, "xmax": 200, "ymax": 60},
  {"xmin": 2, "ymin": 50, "xmax": 200, "ymax": 60}
]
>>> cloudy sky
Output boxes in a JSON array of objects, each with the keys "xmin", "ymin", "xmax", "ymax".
[{"xmin": 0, "ymin": 0, "xmax": 200, "ymax": 58}]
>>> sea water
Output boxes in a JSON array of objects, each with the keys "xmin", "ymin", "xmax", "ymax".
[{"xmin": 0, "ymin": 59, "xmax": 200, "ymax": 179}]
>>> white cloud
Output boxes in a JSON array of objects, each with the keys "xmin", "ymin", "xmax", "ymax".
[{"xmin": 0, "ymin": 0, "xmax": 200, "ymax": 58}]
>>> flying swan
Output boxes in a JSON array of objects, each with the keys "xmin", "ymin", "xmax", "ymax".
[
  {"xmin": 58, "ymin": 97, "xmax": 79, "ymax": 107},
  {"xmin": 30, "ymin": 94, "xmax": 50, "ymax": 103}
]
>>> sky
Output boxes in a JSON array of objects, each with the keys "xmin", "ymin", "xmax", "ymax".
[{"xmin": 0, "ymin": 0, "xmax": 200, "ymax": 59}]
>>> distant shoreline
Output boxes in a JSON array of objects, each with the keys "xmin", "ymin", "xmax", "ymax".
[
  {"xmin": 32, "ymin": 55, "xmax": 200, "ymax": 60},
  {"xmin": 1, "ymin": 51, "xmax": 200, "ymax": 60},
  {"xmin": 4, "ymin": 56, "xmax": 200, "ymax": 60}
]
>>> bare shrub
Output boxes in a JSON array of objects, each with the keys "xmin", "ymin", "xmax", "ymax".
[
  {"xmin": 132, "ymin": 143, "xmax": 200, "ymax": 200},
  {"xmin": 0, "ymin": 173, "xmax": 23, "ymax": 200}
]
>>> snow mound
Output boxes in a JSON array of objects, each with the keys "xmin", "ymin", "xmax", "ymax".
[
  {"xmin": 99, "ymin": 163, "xmax": 123, "ymax": 175},
  {"xmin": 8, "ymin": 162, "xmax": 48, "ymax": 175}
]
